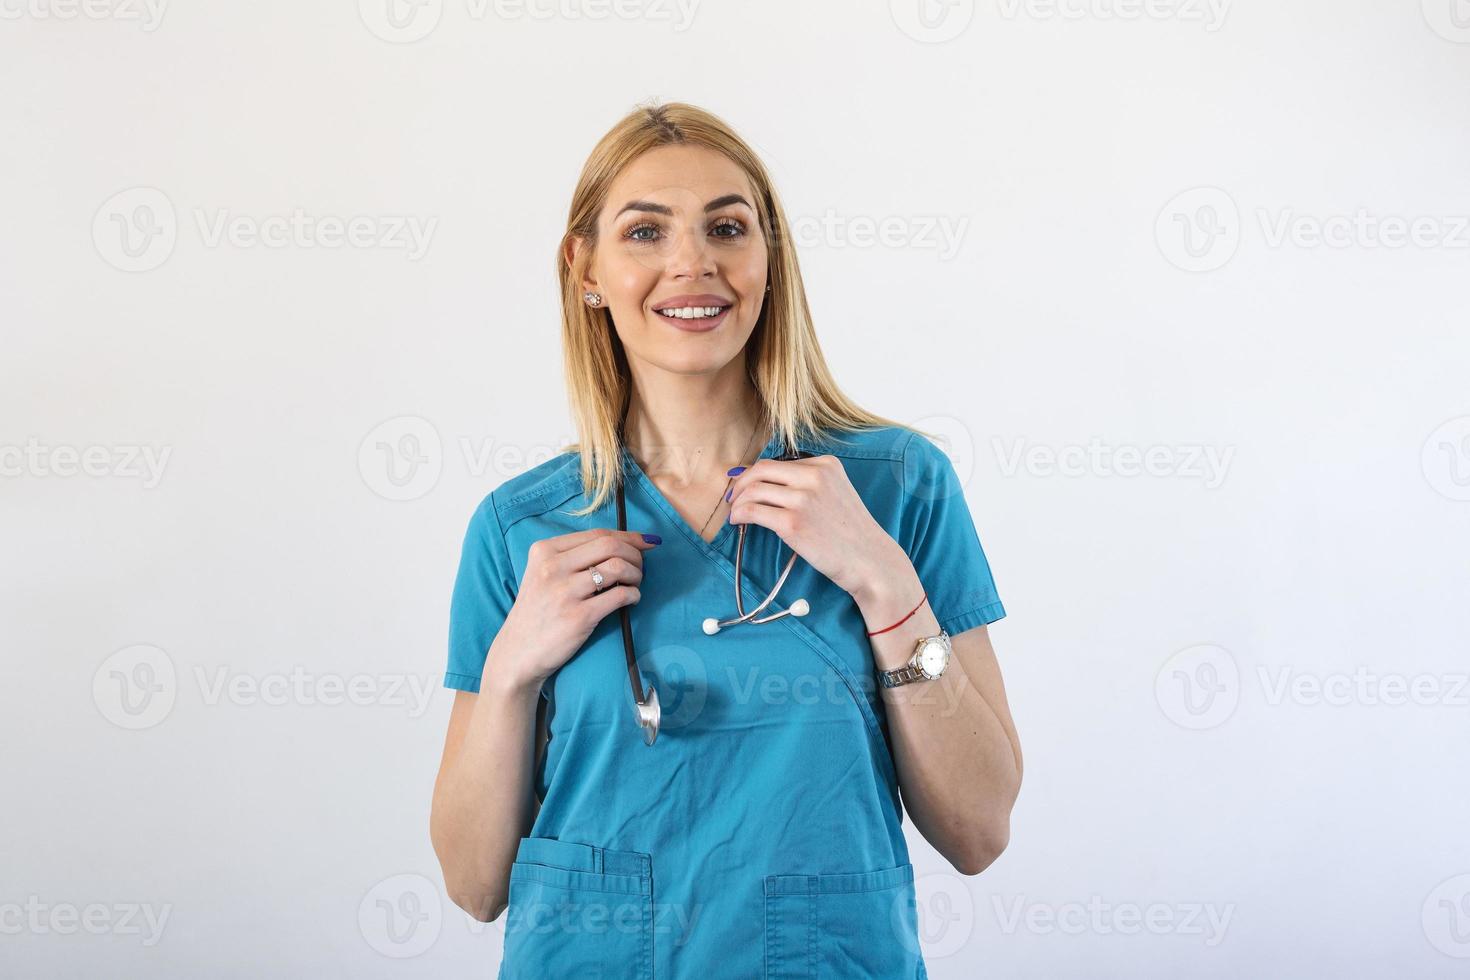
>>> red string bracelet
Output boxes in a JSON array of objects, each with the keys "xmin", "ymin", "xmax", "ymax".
[{"xmin": 865, "ymin": 592, "xmax": 928, "ymax": 637}]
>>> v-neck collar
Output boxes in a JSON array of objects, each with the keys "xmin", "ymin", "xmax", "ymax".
[{"xmin": 619, "ymin": 428, "xmax": 814, "ymax": 554}]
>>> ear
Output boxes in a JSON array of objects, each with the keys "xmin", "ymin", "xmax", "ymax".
[{"xmin": 564, "ymin": 235, "xmax": 598, "ymax": 294}]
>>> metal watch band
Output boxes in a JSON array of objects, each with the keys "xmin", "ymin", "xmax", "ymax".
[
  {"xmin": 877, "ymin": 630, "xmax": 951, "ymax": 689},
  {"xmin": 878, "ymin": 662, "xmax": 927, "ymax": 688}
]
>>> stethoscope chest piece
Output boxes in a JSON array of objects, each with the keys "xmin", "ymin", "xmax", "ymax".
[{"xmin": 631, "ymin": 682, "xmax": 660, "ymax": 746}]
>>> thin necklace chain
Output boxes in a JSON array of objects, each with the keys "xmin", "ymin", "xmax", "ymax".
[{"xmin": 696, "ymin": 417, "xmax": 764, "ymax": 540}]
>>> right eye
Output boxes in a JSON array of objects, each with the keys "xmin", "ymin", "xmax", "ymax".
[{"xmin": 625, "ymin": 222, "xmax": 659, "ymax": 243}]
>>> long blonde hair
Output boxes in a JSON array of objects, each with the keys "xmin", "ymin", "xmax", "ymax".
[{"xmin": 557, "ymin": 100, "xmax": 917, "ymax": 516}]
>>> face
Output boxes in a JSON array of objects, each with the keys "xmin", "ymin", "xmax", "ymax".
[{"xmin": 574, "ymin": 144, "xmax": 769, "ymax": 376}]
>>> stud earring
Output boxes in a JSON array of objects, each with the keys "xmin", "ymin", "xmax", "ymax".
[{"xmin": 584, "ymin": 291, "xmax": 603, "ymax": 307}]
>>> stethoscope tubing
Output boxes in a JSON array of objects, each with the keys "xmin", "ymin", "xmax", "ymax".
[{"xmin": 615, "ymin": 444, "xmax": 813, "ymax": 746}]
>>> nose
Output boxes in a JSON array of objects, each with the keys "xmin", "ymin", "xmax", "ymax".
[{"xmin": 665, "ymin": 223, "xmax": 717, "ymax": 281}]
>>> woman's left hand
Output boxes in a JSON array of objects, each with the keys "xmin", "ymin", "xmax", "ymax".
[{"xmin": 725, "ymin": 454, "xmax": 910, "ymax": 600}]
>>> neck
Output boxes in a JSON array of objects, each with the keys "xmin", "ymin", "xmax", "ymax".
[{"xmin": 623, "ymin": 363, "xmax": 768, "ymax": 487}]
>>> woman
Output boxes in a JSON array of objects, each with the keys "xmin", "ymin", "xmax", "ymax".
[{"xmin": 429, "ymin": 101, "xmax": 1023, "ymax": 979}]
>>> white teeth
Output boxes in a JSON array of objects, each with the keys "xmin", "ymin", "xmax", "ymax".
[{"xmin": 657, "ymin": 305, "xmax": 727, "ymax": 319}]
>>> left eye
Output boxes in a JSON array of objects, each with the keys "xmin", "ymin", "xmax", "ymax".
[{"xmin": 711, "ymin": 218, "xmax": 744, "ymax": 238}]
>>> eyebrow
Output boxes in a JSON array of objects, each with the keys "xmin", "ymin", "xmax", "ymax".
[{"xmin": 614, "ymin": 193, "xmax": 753, "ymax": 218}]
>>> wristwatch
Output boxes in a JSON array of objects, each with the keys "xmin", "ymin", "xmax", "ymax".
[{"xmin": 877, "ymin": 629, "xmax": 952, "ymax": 688}]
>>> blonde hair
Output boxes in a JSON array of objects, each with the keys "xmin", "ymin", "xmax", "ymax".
[{"xmin": 557, "ymin": 100, "xmax": 917, "ymax": 516}]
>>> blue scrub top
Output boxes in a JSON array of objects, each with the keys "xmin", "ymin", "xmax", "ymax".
[{"xmin": 445, "ymin": 424, "xmax": 1005, "ymax": 979}]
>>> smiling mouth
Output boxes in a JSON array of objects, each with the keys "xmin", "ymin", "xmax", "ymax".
[{"xmin": 655, "ymin": 305, "xmax": 731, "ymax": 320}]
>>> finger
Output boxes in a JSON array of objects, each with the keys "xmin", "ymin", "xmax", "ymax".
[
  {"xmin": 728, "ymin": 482, "xmax": 803, "ymax": 514},
  {"xmin": 559, "ymin": 532, "xmax": 652, "ymax": 577},
  {"xmin": 727, "ymin": 457, "xmax": 817, "ymax": 501},
  {"xmin": 576, "ymin": 556, "xmax": 643, "ymax": 600},
  {"xmin": 584, "ymin": 582, "xmax": 642, "ymax": 621},
  {"xmin": 544, "ymin": 526, "xmax": 659, "ymax": 555},
  {"xmin": 727, "ymin": 500, "xmax": 794, "ymax": 539}
]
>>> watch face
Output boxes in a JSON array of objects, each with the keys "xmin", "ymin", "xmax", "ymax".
[{"xmin": 918, "ymin": 639, "xmax": 948, "ymax": 678}]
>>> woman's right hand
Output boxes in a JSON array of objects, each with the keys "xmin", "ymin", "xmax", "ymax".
[{"xmin": 484, "ymin": 528, "xmax": 660, "ymax": 692}]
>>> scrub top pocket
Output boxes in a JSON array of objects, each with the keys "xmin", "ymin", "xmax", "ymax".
[
  {"xmin": 763, "ymin": 862, "xmax": 926, "ymax": 980},
  {"xmin": 499, "ymin": 836, "xmax": 654, "ymax": 980}
]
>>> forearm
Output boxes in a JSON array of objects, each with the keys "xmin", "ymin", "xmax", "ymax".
[
  {"xmin": 854, "ymin": 546, "xmax": 1022, "ymax": 874},
  {"xmin": 429, "ymin": 644, "xmax": 543, "ymax": 921}
]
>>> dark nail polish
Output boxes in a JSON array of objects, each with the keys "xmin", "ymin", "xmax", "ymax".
[
  {"xmin": 724, "ymin": 487, "xmax": 732, "ymax": 502},
  {"xmin": 642, "ymin": 533, "xmax": 662, "ymax": 545},
  {"xmin": 727, "ymin": 466, "xmax": 746, "ymax": 477}
]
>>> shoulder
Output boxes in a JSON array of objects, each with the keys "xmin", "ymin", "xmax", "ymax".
[
  {"xmin": 805, "ymin": 424, "xmax": 921, "ymax": 513},
  {"xmin": 805, "ymin": 423, "xmax": 912, "ymax": 463},
  {"xmin": 468, "ymin": 449, "xmax": 588, "ymax": 535},
  {"xmin": 807, "ymin": 423, "xmax": 955, "ymax": 483},
  {"xmin": 808, "ymin": 424, "xmax": 969, "ymax": 531}
]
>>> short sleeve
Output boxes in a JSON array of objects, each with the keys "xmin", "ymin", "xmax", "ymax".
[
  {"xmin": 445, "ymin": 492, "xmax": 520, "ymax": 693},
  {"xmin": 897, "ymin": 432, "xmax": 1006, "ymax": 636}
]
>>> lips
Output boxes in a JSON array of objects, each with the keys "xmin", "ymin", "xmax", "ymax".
[
  {"xmin": 650, "ymin": 293, "xmax": 734, "ymax": 332},
  {"xmin": 654, "ymin": 304, "xmax": 731, "ymax": 332},
  {"xmin": 651, "ymin": 293, "xmax": 733, "ymax": 312}
]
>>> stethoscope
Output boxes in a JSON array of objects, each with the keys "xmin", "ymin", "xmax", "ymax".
[{"xmin": 615, "ymin": 429, "xmax": 814, "ymax": 746}]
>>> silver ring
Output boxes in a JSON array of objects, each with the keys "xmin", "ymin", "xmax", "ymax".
[{"xmin": 590, "ymin": 567, "xmax": 605, "ymax": 593}]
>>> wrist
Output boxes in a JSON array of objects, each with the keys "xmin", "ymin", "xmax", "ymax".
[
  {"xmin": 481, "ymin": 640, "xmax": 547, "ymax": 701},
  {"xmin": 851, "ymin": 544, "xmax": 925, "ymax": 631}
]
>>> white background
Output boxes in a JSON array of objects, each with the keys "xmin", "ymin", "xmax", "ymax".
[{"xmin": 3, "ymin": 0, "xmax": 1469, "ymax": 976}]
